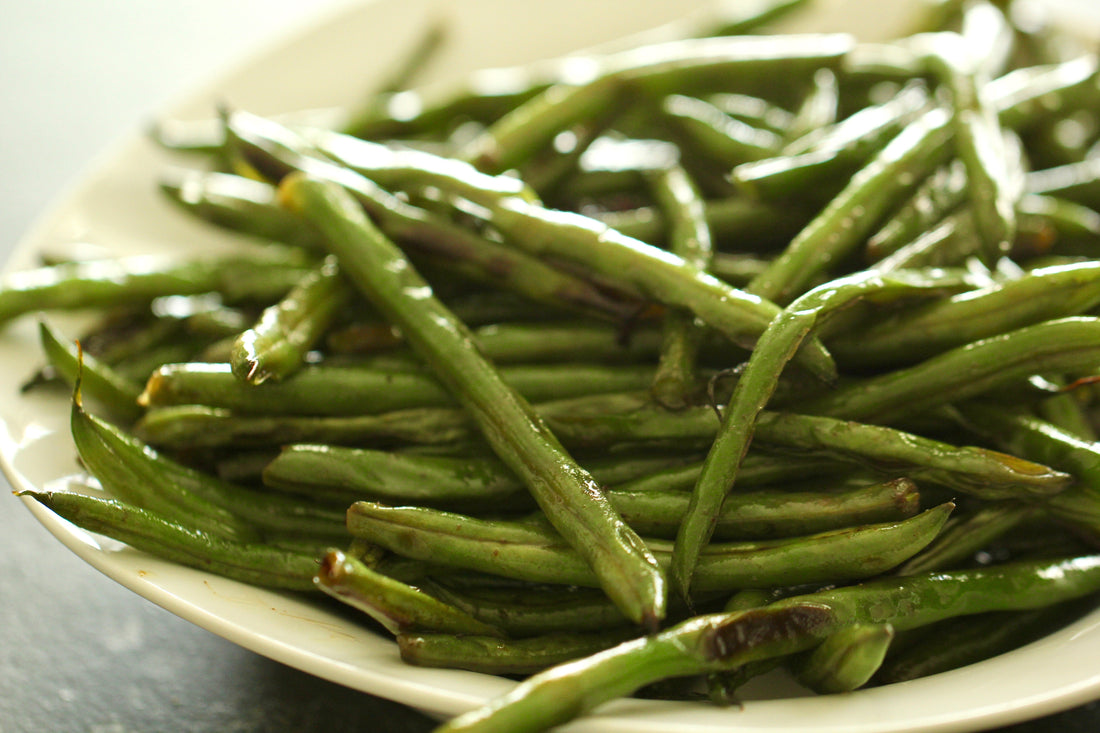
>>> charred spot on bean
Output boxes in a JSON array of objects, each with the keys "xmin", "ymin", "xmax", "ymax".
[{"xmin": 703, "ymin": 603, "xmax": 835, "ymax": 661}]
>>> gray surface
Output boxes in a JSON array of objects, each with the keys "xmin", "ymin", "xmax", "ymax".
[{"xmin": 0, "ymin": 2, "xmax": 1096, "ymax": 732}]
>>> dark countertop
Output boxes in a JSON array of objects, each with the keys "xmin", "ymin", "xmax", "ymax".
[{"xmin": 0, "ymin": 2, "xmax": 1096, "ymax": 732}]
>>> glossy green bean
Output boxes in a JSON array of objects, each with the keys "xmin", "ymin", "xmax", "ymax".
[
  {"xmin": 346, "ymin": 500, "xmax": 952, "ymax": 594},
  {"xmin": 38, "ymin": 320, "xmax": 144, "ymax": 423},
  {"xmin": 436, "ymin": 554, "xmax": 1100, "ymax": 732},
  {"xmin": 231, "ymin": 257, "xmax": 352, "ymax": 384},
  {"xmin": 461, "ymin": 34, "xmax": 854, "ymax": 173},
  {"xmin": 21, "ymin": 491, "xmax": 318, "ymax": 590},
  {"xmin": 141, "ymin": 361, "xmax": 660, "ymax": 416},
  {"xmin": 474, "ymin": 196, "xmax": 837, "ymax": 381},
  {"xmin": 315, "ymin": 549, "xmax": 504, "ymax": 637},
  {"xmin": 280, "ymin": 175, "xmax": 665, "ymax": 629},
  {"xmin": 398, "ymin": 628, "xmax": 639, "ymax": 676},
  {"xmin": 802, "ymin": 317, "xmax": 1100, "ymax": 425},
  {"xmin": 0, "ymin": 251, "xmax": 313, "ymax": 327},
  {"xmin": 828, "ymin": 262, "xmax": 1100, "ymax": 368},
  {"xmin": 793, "ymin": 622, "xmax": 894, "ymax": 694},
  {"xmin": 745, "ymin": 108, "xmax": 953, "ymax": 304},
  {"xmin": 646, "ymin": 165, "xmax": 713, "ymax": 409}
]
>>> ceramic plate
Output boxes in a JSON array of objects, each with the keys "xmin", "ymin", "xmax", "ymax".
[{"xmin": 4, "ymin": 1, "xmax": 1100, "ymax": 730}]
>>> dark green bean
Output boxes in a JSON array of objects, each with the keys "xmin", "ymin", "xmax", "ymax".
[
  {"xmin": 610, "ymin": 477, "xmax": 920, "ymax": 540},
  {"xmin": 225, "ymin": 113, "xmax": 645, "ymax": 322},
  {"xmin": 658, "ymin": 94, "xmax": 784, "ymax": 167},
  {"xmin": 346, "ymin": 500, "xmax": 952, "ymax": 594},
  {"xmin": 231, "ymin": 257, "xmax": 352, "ymax": 384},
  {"xmin": 646, "ymin": 165, "xmax": 713, "ymax": 409},
  {"xmin": 280, "ymin": 175, "xmax": 666, "ymax": 630},
  {"xmin": 733, "ymin": 81, "xmax": 930, "ymax": 200},
  {"xmin": 262, "ymin": 443, "xmax": 696, "ymax": 510},
  {"xmin": 792, "ymin": 622, "xmax": 894, "ymax": 694},
  {"xmin": 38, "ymin": 320, "xmax": 144, "ymax": 424},
  {"xmin": 0, "ymin": 250, "xmax": 314, "ymax": 327},
  {"xmin": 461, "ymin": 34, "xmax": 854, "ymax": 173},
  {"xmin": 398, "ymin": 628, "xmax": 639, "ymax": 676},
  {"xmin": 141, "ymin": 361, "xmax": 661, "ymax": 416},
  {"xmin": 828, "ymin": 262, "xmax": 1100, "ymax": 369},
  {"xmin": 802, "ymin": 317, "xmax": 1100, "ymax": 425},
  {"xmin": 159, "ymin": 170, "xmax": 326, "ymax": 249},
  {"xmin": 416, "ymin": 581, "xmax": 643, "ymax": 637},
  {"xmin": 315, "ymin": 549, "xmax": 504, "ymax": 637},
  {"xmin": 473, "ymin": 196, "xmax": 837, "ymax": 381},
  {"xmin": 21, "ymin": 491, "xmax": 318, "ymax": 590},
  {"xmin": 745, "ymin": 108, "xmax": 953, "ymax": 304},
  {"xmin": 436, "ymin": 554, "xmax": 1100, "ymax": 733}
]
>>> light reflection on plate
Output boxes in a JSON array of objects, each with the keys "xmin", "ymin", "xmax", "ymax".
[{"xmin": 3, "ymin": 1, "xmax": 1100, "ymax": 731}]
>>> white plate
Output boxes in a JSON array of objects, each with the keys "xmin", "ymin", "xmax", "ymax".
[{"xmin": 3, "ymin": 1, "xmax": 1100, "ymax": 731}]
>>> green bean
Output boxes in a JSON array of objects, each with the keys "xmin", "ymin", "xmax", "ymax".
[
  {"xmin": 137, "ymin": 388, "xmax": 1074, "ymax": 509},
  {"xmin": 987, "ymin": 55, "xmax": 1099, "ymax": 132},
  {"xmin": 314, "ymin": 549, "xmax": 504, "ymax": 637},
  {"xmin": 745, "ymin": 108, "xmax": 953, "ymax": 304},
  {"xmin": 436, "ymin": 554, "xmax": 1100, "ymax": 733},
  {"xmin": 1027, "ymin": 156, "xmax": 1100, "ymax": 210},
  {"xmin": 280, "ymin": 175, "xmax": 665, "ymax": 630},
  {"xmin": 334, "ymin": 320, "xmax": 667, "ymax": 366},
  {"xmin": 915, "ymin": 23, "xmax": 1019, "ymax": 261},
  {"xmin": 340, "ymin": 18, "xmax": 449, "ymax": 137},
  {"xmin": 228, "ymin": 109, "xmax": 536, "ymax": 207},
  {"xmin": 346, "ymin": 500, "xmax": 952, "ymax": 594},
  {"xmin": 645, "ymin": 165, "xmax": 713, "ymax": 409},
  {"xmin": 70, "ymin": 379, "xmax": 259, "ymax": 543},
  {"xmin": 706, "ymin": 93, "xmax": 795, "ymax": 135},
  {"xmin": 0, "ymin": 250, "xmax": 313, "ymax": 327},
  {"xmin": 141, "ymin": 361, "xmax": 660, "ymax": 416},
  {"xmin": 792, "ymin": 622, "xmax": 894, "ymax": 694},
  {"xmin": 1019, "ymin": 194, "xmax": 1100, "ymax": 249},
  {"xmin": 415, "ymin": 582, "xmax": 639, "ymax": 637},
  {"xmin": 461, "ymin": 34, "xmax": 854, "ymax": 173},
  {"xmin": 37, "ymin": 320, "xmax": 144, "ymax": 423},
  {"xmin": 658, "ymin": 94, "xmax": 784, "ymax": 167},
  {"xmin": 21, "ymin": 490, "xmax": 318, "ymax": 590},
  {"xmin": 225, "ymin": 115, "xmax": 644, "ymax": 322},
  {"xmin": 73, "ymin": 382, "xmax": 348, "ymax": 543},
  {"xmin": 132, "ymin": 403, "xmax": 472, "ymax": 449},
  {"xmin": 802, "ymin": 317, "xmax": 1100, "ymax": 425},
  {"xmin": 472, "ymin": 196, "xmax": 837, "ymax": 381},
  {"xmin": 954, "ymin": 402, "xmax": 1100, "ymax": 542},
  {"xmin": 672, "ymin": 307, "xmax": 815, "ymax": 599},
  {"xmin": 615, "ymin": 454, "xmax": 847, "ymax": 494},
  {"xmin": 873, "ymin": 209, "xmax": 981, "ymax": 271},
  {"xmin": 610, "ymin": 478, "xmax": 920, "ymax": 540},
  {"xmin": 159, "ymin": 170, "xmax": 326, "ymax": 249},
  {"xmin": 687, "ymin": 0, "xmax": 811, "ymax": 36},
  {"xmin": 344, "ymin": 0, "xmax": 813, "ymax": 143},
  {"xmin": 876, "ymin": 604, "xmax": 1091, "ymax": 684},
  {"xmin": 733, "ymin": 81, "xmax": 930, "ymax": 200},
  {"xmin": 262, "ymin": 443, "xmax": 695, "ymax": 509},
  {"xmin": 231, "ymin": 257, "xmax": 352, "ymax": 384},
  {"xmin": 785, "ymin": 68, "xmax": 840, "ymax": 143},
  {"xmin": 864, "ymin": 159, "xmax": 967, "ymax": 261},
  {"xmin": 754, "ymin": 411, "xmax": 1070, "ymax": 500},
  {"xmin": 398, "ymin": 628, "xmax": 639, "ymax": 676},
  {"xmin": 898, "ymin": 502, "xmax": 1040, "ymax": 577},
  {"xmin": 672, "ymin": 267, "xmax": 985, "ymax": 597},
  {"xmin": 828, "ymin": 262, "xmax": 1100, "ymax": 368},
  {"xmin": 593, "ymin": 194, "xmax": 810, "ymax": 251}
]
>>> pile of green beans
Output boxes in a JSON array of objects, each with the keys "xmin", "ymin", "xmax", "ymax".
[{"xmin": 12, "ymin": 0, "xmax": 1100, "ymax": 730}]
